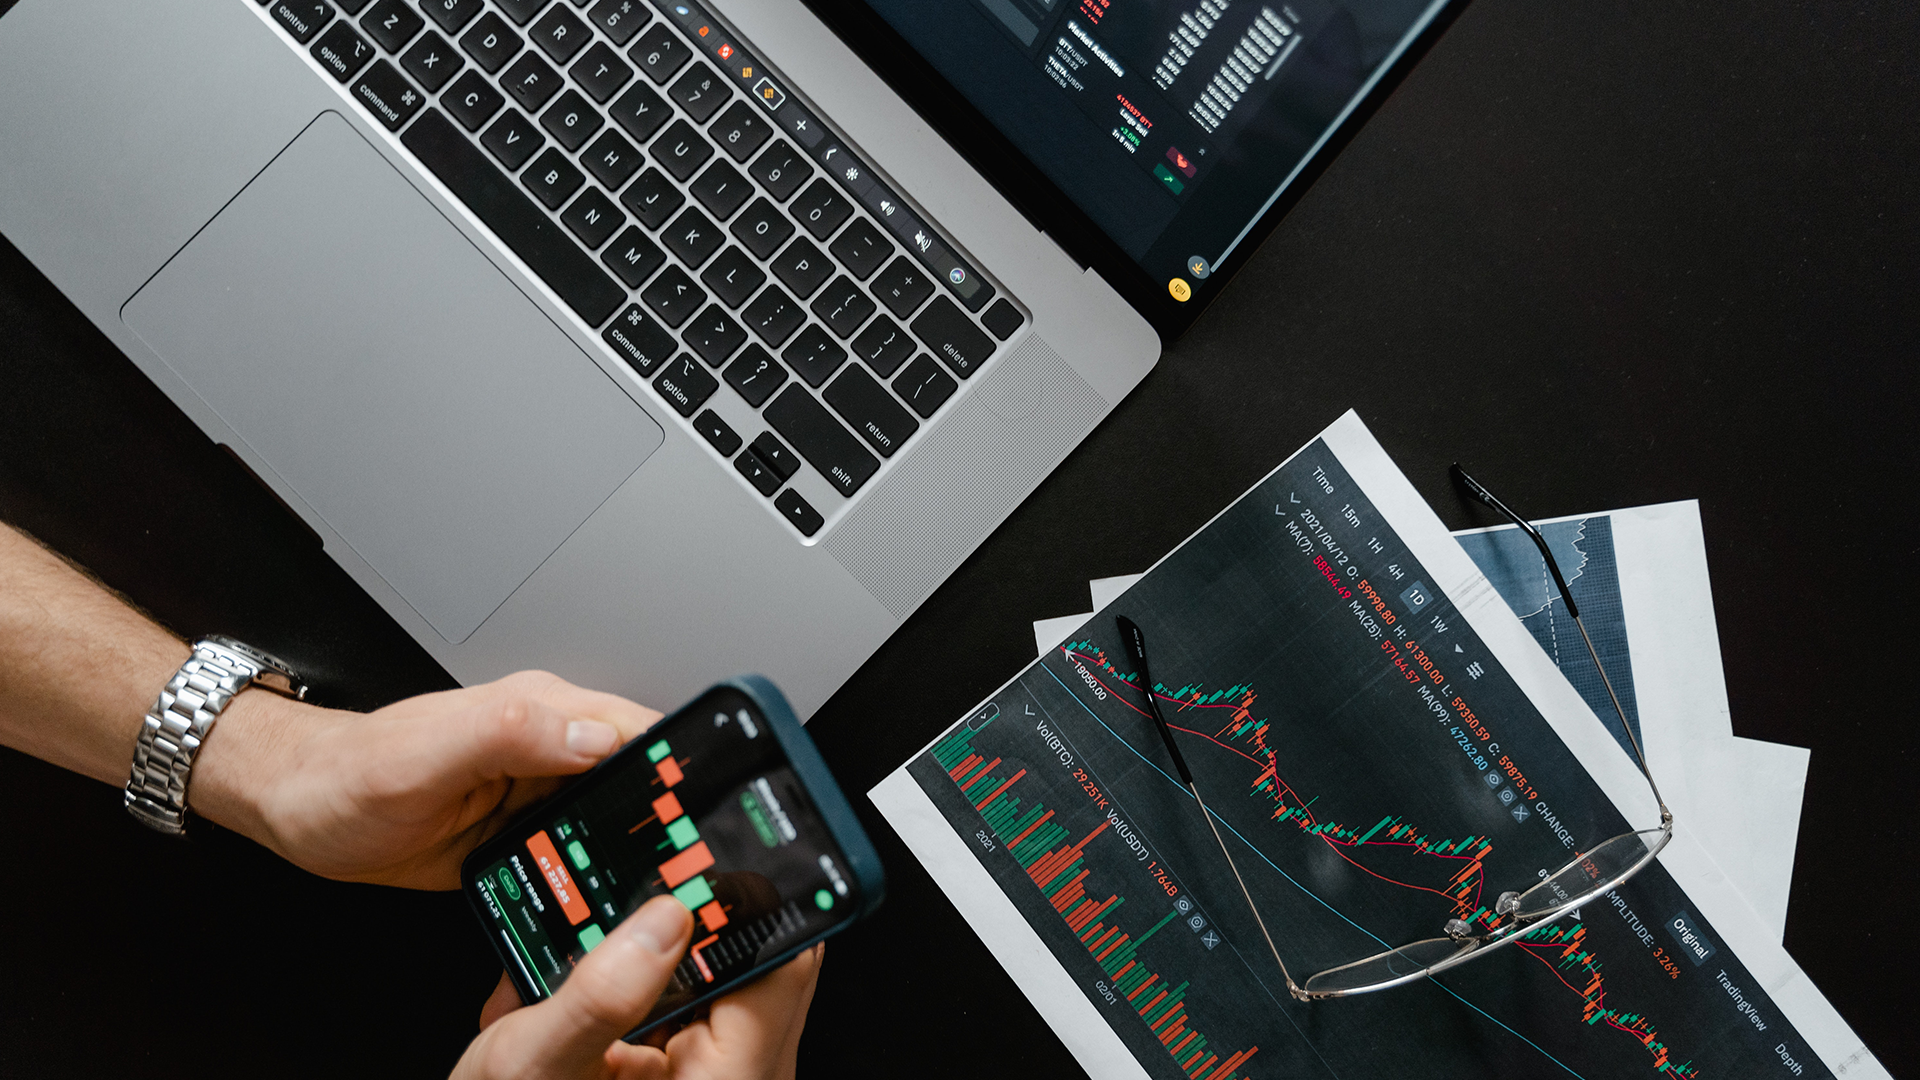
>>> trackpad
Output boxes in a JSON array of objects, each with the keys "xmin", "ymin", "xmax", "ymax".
[{"xmin": 124, "ymin": 112, "xmax": 663, "ymax": 643}]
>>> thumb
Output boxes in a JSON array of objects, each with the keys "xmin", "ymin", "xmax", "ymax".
[{"xmin": 510, "ymin": 896, "xmax": 694, "ymax": 1075}]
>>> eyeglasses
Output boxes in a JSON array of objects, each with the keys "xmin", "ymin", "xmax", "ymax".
[{"xmin": 1116, "ymin": 465, "xmax": 1673, "ymax": 1001}]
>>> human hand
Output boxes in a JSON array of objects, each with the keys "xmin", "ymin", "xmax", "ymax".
[
  {"xmin": 454, "ymin": 895, "xmax": 823, "ymax": 1080},
  {"xmin": 193, "ymin": 670, "xmax": 659, "ymax": 889}
]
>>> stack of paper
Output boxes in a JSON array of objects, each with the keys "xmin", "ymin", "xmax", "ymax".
[{"xmin": 872, "ymin": 412, "xmax": 1884, "ymax": 1080}]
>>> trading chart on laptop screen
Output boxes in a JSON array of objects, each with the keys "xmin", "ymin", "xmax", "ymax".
[{"xmin": 863, "ymin": 0, "xmax": 1446, "ymax": 289}]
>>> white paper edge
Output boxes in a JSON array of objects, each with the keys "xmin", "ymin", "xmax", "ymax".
[
  {"xmin": 1319, "ymin": 415, "xmax": 1885, "ymax": 1079},
  {"xmin": 869, "ymin": 770, "xmax": 1154, "ymax": 1080},
  {"xmin": 877, "ymin": 410, "xmax": 1886, "ymax": 1079}
]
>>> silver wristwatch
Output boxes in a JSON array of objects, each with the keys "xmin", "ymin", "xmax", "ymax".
[{"xmin": 124, "ymin": 635, "xmax": 308, "ymax": 836}]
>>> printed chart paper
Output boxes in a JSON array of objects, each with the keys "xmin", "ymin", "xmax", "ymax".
[
  {"xmin": 874, "ymin": 412, "xmax": 1883, "ymax": 1080},
  {"xmin": 1044, "ymin": 503, "xmax": 1812, "ymax": 941}
]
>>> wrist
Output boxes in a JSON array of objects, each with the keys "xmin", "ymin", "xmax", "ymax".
[{"xmin": 189, "ymin": 686, "xmax": 326, "ymax": 846}]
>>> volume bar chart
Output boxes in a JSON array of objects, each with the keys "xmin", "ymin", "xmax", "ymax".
[{"xmin": 930, "ymin": 713, "xmax": 1260, "ymax": 1080}]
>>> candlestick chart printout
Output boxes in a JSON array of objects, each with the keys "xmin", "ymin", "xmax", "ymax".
[{"xmin": 886, "ymin": 435, "xmax": 1833, "ymax": 1079}]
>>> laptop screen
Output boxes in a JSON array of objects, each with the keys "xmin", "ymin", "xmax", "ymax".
[{"xmin": 858, "ymin": 0, "xmax": 1448, "ymax": 306}]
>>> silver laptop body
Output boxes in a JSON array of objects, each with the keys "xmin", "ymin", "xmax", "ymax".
[{"xmin": 0, "ymin": 0, "xmax": 1444, "ymax": 716}]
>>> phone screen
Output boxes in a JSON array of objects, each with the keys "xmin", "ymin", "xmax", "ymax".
[{"xmin": 467, "ymin": 686, "xmax": 860, "ymax": 1025}]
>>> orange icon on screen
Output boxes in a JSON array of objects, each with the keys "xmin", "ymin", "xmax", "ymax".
[
  {"xmin": 696, "ymin": 24, "xmax": 709, "ymax": 36},
  {"xmin": 717, "ymin": 43, "xmax": 733, "ymax": 59}
]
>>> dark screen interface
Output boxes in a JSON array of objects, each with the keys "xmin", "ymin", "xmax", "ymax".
[
  {"xmin": 471, "ymin": 689, "xmax": 857, "ymax": 1023},
  {"xmin": 861, "ymin": 0, "xmax": 1445, "ymax": 296}
]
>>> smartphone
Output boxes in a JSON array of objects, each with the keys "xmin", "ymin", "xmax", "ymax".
[{"xmin": 460, "ymin": 676, "xmax": 883, "ymax": 1036}]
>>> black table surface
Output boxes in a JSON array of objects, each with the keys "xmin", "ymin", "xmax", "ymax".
[{"xmin": 2, "ymin": 1, "xmax": 1913, "ymax": 1076}]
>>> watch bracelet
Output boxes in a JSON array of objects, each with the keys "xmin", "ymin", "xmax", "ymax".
[{"xmin": 124, "ymin": 642, "xmax": 262, "ymax": 835}]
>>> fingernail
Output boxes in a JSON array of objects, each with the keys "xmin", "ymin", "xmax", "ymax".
[
  {"xmin": 566, "ymin": 719, "xmax": 619, "ymax": 757},
  {"xmin": 626, "ymin": 896, "xmax": 688, "ymax": 955}
]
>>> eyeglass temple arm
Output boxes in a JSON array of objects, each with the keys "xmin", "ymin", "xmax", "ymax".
[
  {"xmin": 1116, "ymin": 617, "xmax": 1313, "ymax": 1000},
  {"xmin": 1451, "ymin": 465, "xmax": 1672, "ymax": 824}
]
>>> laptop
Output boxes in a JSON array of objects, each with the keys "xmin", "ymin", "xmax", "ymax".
[{"xmin": 0, "ymin": 0, "xmax": 1450, "ymax": 716}]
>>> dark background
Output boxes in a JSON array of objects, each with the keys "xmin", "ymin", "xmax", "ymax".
[{"xmin": 1, "ymin": 0, "xmax": 1913, "ymax": 1076}]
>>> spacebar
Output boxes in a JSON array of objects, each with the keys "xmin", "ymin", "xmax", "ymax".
[{"xmin": 402, "ymin": 109, "xmax": 625, "ymax": 327}]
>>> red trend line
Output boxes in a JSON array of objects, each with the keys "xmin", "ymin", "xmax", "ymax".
[{"xmin": 1052, "ymin": 637, "xmax": 1700, "ymax": 1077}]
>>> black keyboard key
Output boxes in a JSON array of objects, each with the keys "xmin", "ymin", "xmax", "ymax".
[
  {"xmin": 724, "ymin": 344, "xmax": 787, "ymax": 407},
  {"xmin": 654, "ymin": 353, "xmax": 717, "ymax": 416},
  {"xmin": 709, "ymin": 100, "xmax": 772, "ymax": 164},
  {"xmin": 630, "ymin": 22, "xmax": 690, "ymax": 84},
  {"xmin": 650, "ymin": 119, "xmax": 713, "ymax": 181},
  {"xmin": 824, "ymin": 364, "xmax": 918, "ymax": 458},
  {"xmin": 742, "ymin": 285, "xmax": 804, "ymax": 348},
  {"xmin": 640, "ymin": 264, "xmax": 704, "ymax": 326},
  {"xmin": 894, "ymin": 354, "xmax": 956, "ymax": 418},
  {"xmin": 273, "ymin": 0, "xmax": 334, "ymax": 44},
  {"xmin": 810, "ymin": 276, "xmax": 876, "ymax": 339},
  {"xmin": 789, "ymin": 178, "xmax": 852, "ymax": 241},
  {"xmin": 403, "ymin": 110, "xmax": 624, "ymax": 324},
  {"xmin": 770, "ymin": 237, "xmax": 831, "ymax": 299},
  {"xmin": 692, "ymin": 409, "xmax": 742, "ymax": 456},
  {"xmin": 502, "ymin": 50, "xmax": 560, "ymax": 111},
  {"xmin": 851, "ymin": 315, "xmax": 914, "ymax": 377},
  {"xmin": 495, "ymin": 0, "xmax": 547, "ymax": 25},
  {"xmin": 668, "ymin": 62, "xmax": 729, "ymax": 123},
  {"xmin": 442, "ymin": 70, "xmax": 503, "ymax": 130},
  {"xmin": 359, "ymin": 0, "xmax": 421, "ymax": 51},
  {"xmin": 561, "ymin": 186, "xmax": 623, "ymax": 248},
  {"xmin": 662, "ymin": 206, "xmax": 723, "ymax": 269},
  {"xmin": 765, "ymin": 386, "xmax": 879, "ymax": 497},
  {"xmin": 570, "ymin": 42, "xmax": 634, "ymax": 103},
  {"xmin": 689, "ymin": 160, "xmax": 751, "ymax": 221},
  {"xmin": 619, "ymin": 168, "xmax": 682, "ymax": 229},
  {"xmin": 735, "ymin": 449, "xmax": 782, "ymax": 496},
  {"xmin": 540, "ymin": 89, "xmax": 603, "ymax": 151},
  {"xmin": 774, "ymin": 489, "xmax": 824, "ymax": 536},
  {"xmin": 751, "ymin": 432, "xmax": 800, "ymax": 479},
  {"xmin": 400, "ymin": 30, "xmax": 461, "ymax": 91},
  {"xmin": 871, "ymin": 255, "xmax": 933, "ymax": 319},
  {"xmin": 310, "ymin": 19, "xmax": 373, "ymax": 82},
  {"xmin": 982, "ymin": 297, "xmax": 1024, "ymax": 340},
  {"xmin": 829, "ymin": 218, "xmax": 891, "ymax": 280},
  {"xmin": 581, "ymin": 129, "xmax": 642, "ymax": 191},
  {"xmin": 781, "ymin": 325, "xmax": 845, "ymax": 387},
  {"xmin": 523, "ymin": 147, "xmax": 584, "ymax": 208},
  {"xmin": 730, "ymin": 198, "xmax": 793, "ymax": 260},
  {"xmin": 529, "ymin": 2, "xmax": 589, "ymax": 63},
  {"xmin": 459, "ymin": 11, "xmax": 521, "ymax": 72},
  {"xmin": 422, "ymin": 0, "xmax": 482, "ymax": 34},
  {"xmin": 912, "ymin": 297, "xmax": 994, "ymax": 379},
  {"xmin": 601, "ymin": 226, "xmax": 664, "ymax": 287},
  {"xmin": 353, "ymin": 60, "xmax": 425, "ymax": 130},
  {"xmin": 587, "ymin": 0, "xmax": 649, "ymax": 46},
  {"xmin": 608, "ymin": 81, "xmax": 670, "ymax": 143},
  {"xmin": 749, "ymin": 140, "xmax": 809, "ymax": 202},
  {"xmin": 700, "ymin": 246, "xmax": 765, "ymax": 308},
  {"xmin": 337, "ymin": 0, "xmax": 372, "ymax": 15},
  {"xmin": 682, "ymin": 304, "xmax": 746, "ymax": 366},
  {"xmin": 602, "ymin": 304, "xmax": 676, "ymax": 375},
  {"xmin": 479, "ymin": 107, "xmax": 543, "ymax": 169}
]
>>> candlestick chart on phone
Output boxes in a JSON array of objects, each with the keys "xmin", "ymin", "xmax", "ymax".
[{"xmin": 902, "ymin": 440, "xmax": 1830, "ymax": 1080}]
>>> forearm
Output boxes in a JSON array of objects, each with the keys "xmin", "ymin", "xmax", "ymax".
[
  {"xmin": 0, "ymin": 521, "xmax": 193, "ymax": 784},
  {"xmin": 0, "ymin": 521, "xmax": 303, "ymax": 839}
]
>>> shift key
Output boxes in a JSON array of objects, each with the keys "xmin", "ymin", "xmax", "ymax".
[{"xmin": 765, "ymin": 386, "xmax": 879, "ymax": 496}]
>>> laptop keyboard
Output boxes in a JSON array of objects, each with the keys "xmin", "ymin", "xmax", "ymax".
[{"xmin": 260, "ymin": 0, "xmax": 1028, "ymax": 538}]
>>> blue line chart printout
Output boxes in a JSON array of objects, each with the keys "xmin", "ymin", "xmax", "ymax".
[{"xmin": 873, "ymin": 412, "xmax": 1884, "ymax": 1080}]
